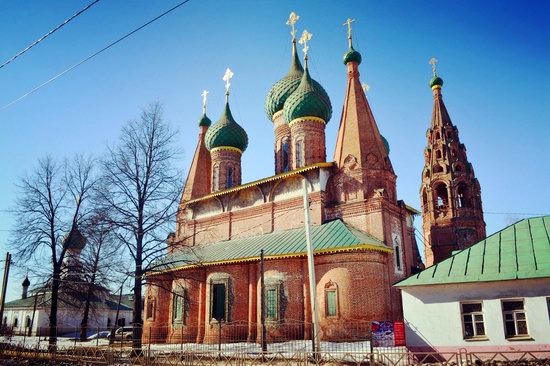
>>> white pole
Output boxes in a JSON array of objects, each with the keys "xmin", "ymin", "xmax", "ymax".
[{"xmin": 302, "ymin": 178, "xmax": 321, "ymax": 353}]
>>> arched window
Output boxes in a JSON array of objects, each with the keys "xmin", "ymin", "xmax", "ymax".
[
  {"xmin": 282, "ymin": 139, "xmax": 290, "ymax": 172},
  {"xmin": 172, "ymin": 288, "xmax": 187, "ymax": 325},
  {"xmin": 457, "ymin": 183, "xmax": 470, "ymax": 208},
  {"xmin": 435, "ymin": 131, "xmax": 441, "ymax": 140},
  {"xmin": 13, "ymin": 318, "xmax": 18, "ymax": 328},
  {"xmin": 447, "ymin": 131, "xmax": 452, "ymax": 139},
  {"xmin": 393, "ymin": 234, "xmax": 403, "ymax": 272},
  {"xmin": 295, "ymin": 139, "xmax": 304, "ymax": 168},
  {"xmin": 25, "ymin": 316, "xmax": 31, "ymax": 328},
  {"xmin": 212, "ymin": 165, "xmax": 219, "ymax": 191},
  {"xmin": 435, "ymin": 184, "xmax": 449, "ymax": 209},
  {"xmin": 436, "ymin": 150, "xmax": 442, "ymax": 159},
  {"xmin": 324, "ymin": 281, "xmax": 339, "ymax": 318},
  {"xmin": 226, "ymin": 166, "xmax": 233, "ymax": 188},
  {"xmin": 433, "ymin": 164, "xmax": 444, "ymax": 173},
  {"xmin": 146, "ymin": 297, "xmax": 155, "ymax": 320}
]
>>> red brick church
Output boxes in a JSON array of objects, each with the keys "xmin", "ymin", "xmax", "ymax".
[{"xmin": 143, "ymin": 17, "xmax": 484, "ymax": 344}]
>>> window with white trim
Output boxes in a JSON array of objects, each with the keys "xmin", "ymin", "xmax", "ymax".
[
  {"xmin": 502, "ymin": 300, "xmax": 529, "ymax": 338},
  {"xmin": 461, "ymin": 302, "xmax": 485, "ymax": 339}
]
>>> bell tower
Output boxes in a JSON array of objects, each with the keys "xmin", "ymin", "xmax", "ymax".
[{"xmin": 420, "ymin": 59, "xmax": 486, "ymax": 266}]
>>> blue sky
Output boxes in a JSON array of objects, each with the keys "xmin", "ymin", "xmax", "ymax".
[{"xmin": 0, "ymin": 0, "xmax": 548, "ymax": 300}]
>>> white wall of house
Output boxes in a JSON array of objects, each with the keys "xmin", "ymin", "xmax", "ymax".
[
  {"xmin": 4, "ymin": 307, "xmax": 132, "ymax": 336},
  {"xmin": 400, "ymin": 278, "xmax": 550, "ymax": 352}
]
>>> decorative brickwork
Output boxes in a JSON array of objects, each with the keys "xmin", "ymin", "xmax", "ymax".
[
  {"xmin": 273, "ymin": 113, "xmax": 292, "ymax": 174},
  {"xmin": 421, "ymin": 82, "xmax": 486, "ymax": 266},
  {"xmin": 289, "ymin": 118, "xmax": 326, "ymax": 169},
  {"xmin": 210, "ymin": 148, "xmax": 242, "ymax": 191}
]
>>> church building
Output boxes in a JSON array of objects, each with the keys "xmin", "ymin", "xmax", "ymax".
[
  {"xmin": 144, "ymin": 16, "xmax": 424, "ymax": 343},
  {"xmin": 420, "ymin": 60, "xmax": 486, "ymax": 266}
]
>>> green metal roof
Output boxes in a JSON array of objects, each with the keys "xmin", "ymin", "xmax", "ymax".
[
  {"xmin": 395, "ymin": 216, "xmax": 550, "ymax": 287},
  {"xmin": 154, "ymin": 219, "xmax": 390, "ymax": 273}
]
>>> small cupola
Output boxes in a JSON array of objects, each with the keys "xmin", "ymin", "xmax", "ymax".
[
  {"xmin": 204, "ymin": 69, "xmax": 247, "ymax": 191},
  {"xmin": 22, "ymin": 276, "xmax": 30, "ymax": 299}
]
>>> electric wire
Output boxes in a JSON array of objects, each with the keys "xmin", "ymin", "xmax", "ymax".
[
  {"xmin": 0, "ymin": 0, "xmax": 101, "ymax": 70},
  {"xmin": 0, "ymin": 0, "xmax": 192, "ymax": 112}
]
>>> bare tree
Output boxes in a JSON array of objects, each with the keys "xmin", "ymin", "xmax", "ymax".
[
  {"xmin": 78, "ymin": 210, "xmax": 125, "ymax": 341},
  {"xmin": 9, "ymin": 155, "xmax": 96, "ymax": 349},
  {"xmin": 97, "ymin": 103, "xmax": 182, "ymax": 352}
]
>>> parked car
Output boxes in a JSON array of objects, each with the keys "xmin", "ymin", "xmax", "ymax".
[
  {"xmin": 113, "ymin": 326, "xmax": 133, "ymax": 341},
  {"xmin": 87, "ymin": 331, "xmax": 111, "ymax": 340}
]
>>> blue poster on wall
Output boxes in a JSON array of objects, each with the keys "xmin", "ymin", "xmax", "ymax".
[{"xmin": 371, "ymin": 321, "xmax": 395, "ymax": 347}]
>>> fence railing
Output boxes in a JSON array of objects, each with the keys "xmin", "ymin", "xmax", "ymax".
[
  {"xmin": 0, "ymin": 342, "xmax": 548, "ymax": 366},
  {"xmin": 0, "ymin": 321, "xmax": 377, "ymax": 354},
  {"xmin": 1, "ymin": 323, "xmax": 548, "ymax": 365}
]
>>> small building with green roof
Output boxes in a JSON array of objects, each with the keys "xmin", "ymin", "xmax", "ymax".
[{"xmin": 395, "ymin": 216, "xmax": 550, "ymax": 354}]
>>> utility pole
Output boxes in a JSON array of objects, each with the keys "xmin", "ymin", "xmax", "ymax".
[
  {"xmin": 0, "ymin": 252, "xmax": 12, "ymax": 328},
  {"xmin": 260, "ymin": 250, "xmax": 267, "ymax": 353},
  {"xmin": 302, "ymin": 179, "xmax": 321, "ymax": 354}
]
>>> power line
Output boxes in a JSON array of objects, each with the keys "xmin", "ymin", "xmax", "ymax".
[
  {"xmin": 0, "ymin": 0, "xmax": 101, "ymax": 70},
  {"xmin": 0, "ymin": 0, "xmax": 192, "ymax": 112}
]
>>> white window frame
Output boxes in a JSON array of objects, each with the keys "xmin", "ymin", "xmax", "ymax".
[
  {"xmin": 460, "ymin": 301, "xmax": 486, "ymax": 339},
  {"xmin": 501, "ymin": 299, "xmax": 529, "ymax": 338}
]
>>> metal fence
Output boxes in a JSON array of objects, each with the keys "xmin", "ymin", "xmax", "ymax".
[
  {"xmin": 1, "ymin": 323, "xmax": 549, "ymax": 365},
  {"xmin": 0, "ymin": 343, "xmax": 548, "ymax": 365}
]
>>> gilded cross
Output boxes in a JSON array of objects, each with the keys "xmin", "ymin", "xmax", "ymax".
[
  {"xmin": 286, "ymin": 12, "xmax": 300, "ymax": 40},
  {"xmin": 362, "ymin": 83, "xmax": 370, "ymax": 93},
  {"xmin": 429, "ymin": 57, "xmax": 438, "ymax": 77},
  {"xmin": 222, "ymin": 68, "xmax": 234, "ymax": 95},
  {"xmin": 343, "ymin": 18, "xmax": 355, "ymax": 40},
  {"xmin": 201, "ymin": 90, "xmax": 209, "ymax": 114},
  {"xmin": 299, "ymin": 30, "xmax": 313, "ymax": 57}
]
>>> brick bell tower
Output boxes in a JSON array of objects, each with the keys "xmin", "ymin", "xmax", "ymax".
[{"xmin": 420, "ymin": 59, "xmax": 486, "ymax": 266}]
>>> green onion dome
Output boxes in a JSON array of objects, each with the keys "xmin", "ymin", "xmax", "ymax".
[
  {"xmin": 198, "ymin": 113, "xmax": 211, "ymax": 127},
  {"xmin": 265, "ymin": 43, "xmax": 303, "ymax": 120},
  {"xmin": 343, "ymin": 46, "xmax": 362, "ymax": 65},
  {"xmin": 205, "ymin": 101, "xmax": 248, "ymax": 152},
  {"xmin": 283, "ymin": 64, "xmax": 332, "ymax": 124},
  {"xmin": 429, "ymin": 76, "xmax": 443, "ymax": 88},
  {"xmin": 381, "ymin": 135, "xmax": 390, "ymax": 154}
]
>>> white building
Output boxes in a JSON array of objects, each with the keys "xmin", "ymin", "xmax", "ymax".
[
  {"xmin": 3, "ymin": 278, "xmax": 133, "ymax": 337},
  {"xmin": 395, "ymin": 216, "xmax": 550, "ymax": 353}
]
